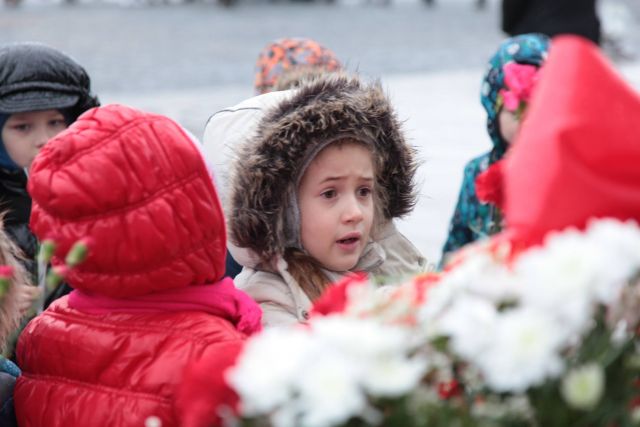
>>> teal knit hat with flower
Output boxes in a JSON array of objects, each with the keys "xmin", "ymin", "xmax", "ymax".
[{"xmin": 480, "ymin": 33, "xmax": 550, "ymax": 162}]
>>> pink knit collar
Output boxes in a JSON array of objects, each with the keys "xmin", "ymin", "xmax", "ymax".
[{"xmin": 68, "ymin": 277, "xmax": 262, "ymax": 336}]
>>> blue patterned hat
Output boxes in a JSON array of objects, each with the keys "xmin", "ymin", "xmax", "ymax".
[{"xmin": 480, "ymin": 33, "xmax": 550, "ymax": 162}]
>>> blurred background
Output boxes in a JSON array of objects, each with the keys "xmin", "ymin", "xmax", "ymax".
[{"xmin": 1, "ymin": 0, "xmax": 639, "ymax": 266}]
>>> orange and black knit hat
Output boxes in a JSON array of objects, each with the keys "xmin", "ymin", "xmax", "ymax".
[{"xmin": 254, "ymin": 38, "xmax": 341, "ymax": 94}]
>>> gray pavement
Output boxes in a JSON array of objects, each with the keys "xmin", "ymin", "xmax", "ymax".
[
  {"xmin": 2, "ymin": 0, "xmax": 640, "ymax": 265},
  {"xmin": 1, "ymin": 0, "xmax": 509, "ymax": 92}
]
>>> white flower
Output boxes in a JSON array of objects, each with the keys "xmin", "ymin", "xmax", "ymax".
[
  {"xmin": 310, "ymin": 315, "xmax": 425, "ymax": 397},
  {"xmin": 269, "ymin": 405, "xmax": 299, "ymax": 427},
  {"xmin": 631, "ymin": 406, "xmax": 640, "ymax": 424},
  {"xmin": 227, "ymin": 328, "xmax": 312, "ymax": 415},
  {"xmin": 560, "ymin": 363, "xmax": 605, "ymax": 410},
  {"xmin": 342, "ymin": 281, "xmax": 379, "ymax": 316},
  {"xmin": 513, "ymin": 231, "xmax": 602, "ymax": 333},
  {"xmin": 417, "ymin": 277, "xmax": 461, "ymax": 335},
  {"xmin": 311, "ymin": 316, "xmax": 414, "ymax": 361},
  {"xmin": 362, "ymin": 355, "xmax": 427, "ymax": 397},
  {"xmin": 297, "ymin": 350, "xmax": 366, "ymax": 427},
  {"xmin": 584, "ymin": 219, "xmax": 640, "ymax": 304},
  {"xmin": 438, "ymin": 295, "xmax": 498, "ymax": 360},
  {"xmin": 478, "ymin": 308, "xmax": 565, "ymax": 392},
  {"xmin": 471, "ymin": 395, "xmax": 532, "ymax": 420},
  {"xmin": 346, "ymin": 282, "xmax": 417, "ymax": 324},
  {"xmin": 376, "ymin": 284, "xmax": 421, "ymax": 323},
  {"xmin": 416, "ymin": 259, "xmax": 491, "ymax": 338},
  {"xmin": 467, "ymin": 268, "xmax": 520, "ymax": 304},
  {"xmin": 441, "ymin": 248, "xmax": 519, "ymax": 304},
  {"xmin": 448, "ymin": 248, "xmax": 498, "ymax": 284}
]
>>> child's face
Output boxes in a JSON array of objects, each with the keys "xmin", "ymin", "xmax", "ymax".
[
  {"xmin": 2, "ymin": 109, "xmax": 67, "ymax": 169},
  {"xmin": 499, "ymin": 108, "xmax": 521, "ymax": 145},
  {"xmin": 298, "ymin": 142, "xmax": 375, "ymax": 272}
]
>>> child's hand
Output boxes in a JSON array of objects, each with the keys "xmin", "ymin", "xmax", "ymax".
[{"xmin": 17, "ymin": 285, "xmax": 42, "ymax": 316}]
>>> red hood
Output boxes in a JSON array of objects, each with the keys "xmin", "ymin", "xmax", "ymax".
[{"xmin": 29, "ymin": 104, "xmax": 226, "ymax": 298}]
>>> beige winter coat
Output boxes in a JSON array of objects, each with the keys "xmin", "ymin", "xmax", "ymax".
[{"xmin": 234, "ymin": 221, "xmax": 425, "ymax": 327}]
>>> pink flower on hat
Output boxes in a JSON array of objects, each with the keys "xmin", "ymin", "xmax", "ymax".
[{"xmin": 499, "ymin": 62, "xmax": 541, "ymax": 117}]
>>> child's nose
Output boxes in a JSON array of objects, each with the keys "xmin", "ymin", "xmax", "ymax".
[
  {"xmin": 34, "ymin": 136, "xmax": 48, "ymax": 149},
  {"xmin": 342, "ymin": 196, "xmax": 364, "ymax": 223},
  {"xmin": 35, "ymin": 128, "xmax": 57, "ymax": 149}
]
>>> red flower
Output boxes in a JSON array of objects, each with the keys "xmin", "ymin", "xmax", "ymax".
[
  {"xmin": 630, "ymin": 396, "xmax": 640, "ymax": 408},
  {"xmin": 0, "ymin": 265, "xmax": 14, "ymax": 279},
  {"xmin": 437, "ymin": 379, "xmax": 462, "ymax": 400},
  {"xmin": 46, "ymin": 264, "xmax": 70, "ymax": 290},
  {"xmin": 52, "ymin": 265, "xmax": 70, "ymax": 278},
  {"xmin": 413, "ymin": 273, "xmax": 442, "ymax": 305},
  {"xmin": 475, "ymin": 160, "xmax": 505, "ymax": 209},
  {"xmin": 0, "ymin": 266, "xmax": 12, "ymax": 297},
  {"xmin": 311, "ymin": 272, "xmax": 368, "ymax": 317},
  {"xmin": 176, "ymin": 341, "xmax": 245, "ymax": 427}
]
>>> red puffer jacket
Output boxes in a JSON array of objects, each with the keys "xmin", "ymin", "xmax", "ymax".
[{"xmin": 14, "ymin": 105, "xmax": 258, "ymax": 427}]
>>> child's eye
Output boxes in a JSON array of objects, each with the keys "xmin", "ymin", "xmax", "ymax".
[
  {"xmin": 12, "ymin": 124, "xmax": 30, "ymax": 132},
  {"xmin": 321, "ymin": 189, "xmax": 337, "ymax": 199},
  {"xmin": 357, "ymin": 187, "xmax": 372, "ymax": 197},
  {"xmin": 49, "ymin": 119, "xmax": 66, "ymax": 127}
]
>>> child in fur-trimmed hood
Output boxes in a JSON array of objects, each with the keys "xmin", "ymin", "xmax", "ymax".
[{"xmin": 220, "ymin": 72, "xmax": 426, "ymax": 327}]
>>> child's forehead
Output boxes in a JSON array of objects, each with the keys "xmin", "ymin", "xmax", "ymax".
[
  {"xmin": 305, "ymin": 143, "xmax": 375, "ymax": 178},
  {"xmin": 6, "ymin": 109, "xmax": 63, "ymax": 120},
  {"xmin": 312, "ymin": 141, "xmax": 373, "ymax": 162}
]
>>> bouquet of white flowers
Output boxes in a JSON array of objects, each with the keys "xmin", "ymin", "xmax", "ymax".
[{"xmin": 226, "ymin": 218, "xmax": 640, "ymax": 427}]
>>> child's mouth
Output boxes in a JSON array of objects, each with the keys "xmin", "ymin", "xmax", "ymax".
[
  {"xmin": 337, "ymin": 237, "xmax": 358, "ymax": 244},
  {"xmin": 336, "ymin": 235, "xmax": 361, "ymax": 252}
]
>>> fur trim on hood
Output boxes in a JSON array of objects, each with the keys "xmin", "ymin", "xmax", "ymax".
[
  {"xmin": 228, "ymin": 73, "xmax": 418, "ymax": 262},
  {"xmin": 0, "ymin": 217, "xmax": 27, "ymax": 351}
]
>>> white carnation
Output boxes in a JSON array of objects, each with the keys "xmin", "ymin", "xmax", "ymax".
[
  {"xmin": 362, "ymin": 355, "xmax": 427, "ymax": 397},
  {"xmin": 310, "ymin": 315, "xmax": 425, "ymax": 398},
  {"xmin": 478, "ymin": 308, "xmax": 565, "ymax": 392},
  {"xmin": 417, "ymin": 274, "xmax": 467, "ymax": 338},
  {"xmin": 513, "ymin": 232, "xmax": 602, "ymax": 333},
  {"xmin": 584, "ymin": 219, "xmax": 640, "ymax": 304},
  {"xmin": 561, "ymin": 363, "xmax": 605, "ymax": 410},
  {"xmin": 227, "ymin": 328, "xmax": 312, "ymax": 415},
  {"xmin": 311, "ymin": 316, "xmax": 413, "ymax": 361},
  {"xmin": 438, "ymin": 295, "xmax": 498, "ymax": 361},
  {"xmin": 297, "ymin": 350, "xmax": 366, "ymax": 427}
]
